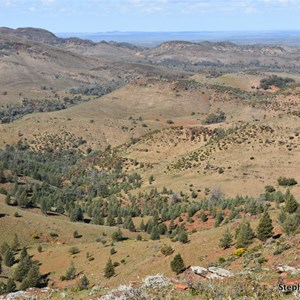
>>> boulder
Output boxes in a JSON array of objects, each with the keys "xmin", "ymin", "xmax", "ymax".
[
  {"xmin": 208, "ymin": 267, "xmax": 233, "ymax": 278},
  {"xmin": 277, "ymin": 264, "xmax": 300, "ymax": 275},
  {"xmin": 191, "ymin": 266, "xmax": 208, "ymax": 276}
]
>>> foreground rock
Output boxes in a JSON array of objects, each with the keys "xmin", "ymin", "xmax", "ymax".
[
  {"xmin": 100, "ymin": 274, "xmax": 170, "ymax": 300},
  {"xmin": 277, "ymin": 264, "xmax": 300, "ymax": 275},
  {"xmin": 191, "ymin": 266, "xmax": 233, "ymax": 279}
]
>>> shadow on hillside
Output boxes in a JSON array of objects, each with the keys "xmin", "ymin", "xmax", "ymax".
[{"xmin": 0, "ymin": 213, "xmax": 7, "ymax": 218}]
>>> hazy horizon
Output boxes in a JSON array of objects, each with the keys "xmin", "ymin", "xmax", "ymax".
[{"xmin": 1, "ymin": 0, "xmax": 300, "ymax": 33}]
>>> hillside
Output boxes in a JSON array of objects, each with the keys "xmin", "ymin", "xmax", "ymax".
[{"xmin": 0, "ymin": 28, "xmax": 300, "ymax": 300}]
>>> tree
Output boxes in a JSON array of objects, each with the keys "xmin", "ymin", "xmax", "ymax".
[
  {"xmin": 112, "ymin": 229, "xmax": 124, "ymax": 242},
  {"xmin": 77, "ymin": 274, "xmax": 89, "ymax": 290},
  {"xmin": 140, "ymin": 219, "xmax": 146, "ymax": 231},
  {"xmin": 14, "ymin": 256, "xmax": 33, "ymax": 282},
  {"xmin": 257, "ymin": 211, "xmax": 274, "ymax": 242},
  {"xmin": 199, "ymin": 211, "xmax": 208, "ymax": 222},
  {"xmin": 20, "ymin": 264, "xmax": 41, "ymax": 290},
  {"xmin": 11, "ymin": 234, "xmax": 20, "ymax": 251},
  {"xmin": 70, "ymin": 206, "xmax": 83, "ymax": 222},
  {"xmin": 214, "ymin": 212, "xmax": 224, "ymax": 227},
  {"xmin": 285, "ymin": 191, "xmax": 299, "ymax": 214},
  {"xmin": 219, "ymin": 229, "xmax": 233, "ymax": 249},
  {"xmin": 178, "ymin": 230, "xmax": 188, "ymax": 244},
  {"xmin": 92, "ymin": 214, "xmax": 104, "ymax": 225},
  {"xmin": 170, "ymin": 254, "xmax": 185, "ymax": 274},
  {"xmin": 236, "ymin": 221, "xmax": 254, "ymax": 248},
  {"xmin": 5, "ymin": 194, "xmax": 11, "ymax": 205},
  {"xmin": 104, "ymin": 258, "xmax": 115, "ymax": 278},
  {"xmin": 20, "ymin": 247, "xmax": 28, "ymax": 260},
  {"xmin": 3, "ymin": 248, "xmax": 15, "ymax": 267},
  {"xmin": 150, "ymin": 226, "xmax": 160, "ymax": 240},
  {"xmin": 5, "ymin": 278, "xmax": 16, "ymax": 293},
  {"xmin": 0, "ymin": 168, "xmax": 5, "ymax": 183},
  {"xmin": 149, "ymin": 175, "xmax": 154, "ymax": 184},
  {"xmin": 282, "ymin": 215, "xmax": 299, "ymax": 236},
  {"xmin": 106, "ymin": 215, "xmax": 116, "ymax": 227},
  {"xmin": 0, "ymin": 242, "xmax": 9, "ymax": 255},
  {"xmin": 65, "ymin": 262, "xmax": 76, "ymax": 280}
]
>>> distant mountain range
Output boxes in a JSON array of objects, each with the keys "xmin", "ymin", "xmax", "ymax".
[{"xmin": 55, "ymin": 30, "xmax": 300, "ymax": 46}]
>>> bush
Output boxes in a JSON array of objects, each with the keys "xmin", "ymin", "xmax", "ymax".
[
  {"xmin": 233, "ymin": 248, "xmax": 246, "ymax": 257},
  {"xmin": 257, "ymin": 257, "xmax": 268, "ymax": 264},
  {"xmin": 260, "ymin": 75, "xmax": 295, "ymax": 90},
  {"xmin": 68, "ymin": 246, "xmax": 80, "ymax": 255},
  {"xmin": 277, "ymin": 177, "xmax": 297, "ymax": 186},
  {"xmin": 203, "ymin": 110, "xmax": 226, "ymax": 125},
  {"xmin": 160, "ymin": 245, "xmax": 174, "ymax": 256}
]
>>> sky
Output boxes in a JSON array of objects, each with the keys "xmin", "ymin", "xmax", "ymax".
[{"xmin": 0, "ymin": 0, "xmax": 300, "ymax": 33}]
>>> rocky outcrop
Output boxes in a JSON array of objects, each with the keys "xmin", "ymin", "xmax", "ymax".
[
  {"xmin": 191, "ymin": 266, "xmax": 233, "ymax": 279},
  {"xmin": 277, "ymin": 264, "xmax": 300, "ymax": 275}
]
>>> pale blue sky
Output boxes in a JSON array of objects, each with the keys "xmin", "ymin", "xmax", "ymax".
[{"xmin": 0, "ymin": 0, "xmax": 299, "ymax": 32}]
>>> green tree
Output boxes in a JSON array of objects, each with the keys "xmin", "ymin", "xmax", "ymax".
[
  {"xmin": 20, "ymin": 264, "xmax": 41, "ymax": 290},
  {"xmin": 106, "ymin": 215, "xmax": 116, "ymax": 226},
  {"xmin": 65, "ymin": 262, "xmax": 76, "ymax": 280},
  {"xmin": 11, "ymin": 234, "xmax": 20, "ymax": 252},
  {"xmin": 0, "ymin": 242, "xmax": 9, "ymax": 255},
  {"xmin": 150, "ymin": 226, "xmax": 160, "ymax": 240},
  {"xmin": 257, "ymin": 211, "xmax": 274, "ymax": 241},
  {"xmin": 140, "ymin": 219, "xmax": 146, "ymax": 231},
  {"xmin": 104, "ymin": 258, "xmax": 115, "ymax": 278},
  {"xmin": 0, "ymin": 168, "xmax": 5, "ymax": 183},
  {"xmin": 112, "ymin": 229, "xmax": 124, "ymax": 242},
  {"xmin": 214, "ymin": 212, "xmax": 224, "ymax": 227},
  {"xmin": 236, "ymin": 221, "xmax": 254, "ymax": 248},
  {"xmin": 199, "ymin": 211, "xmax": 208, "ymax": 222},
  {"xmin": 92, "ymin": 214, "xmax": 104, "ymax": 225},
  {"xmin": 170, "ymin": 254, "xmax": 185, "ymax": 274},
  {"xmin": 178, "ymin": 230, "xmax": 188, "ymax": 244},
  {"xmin": 282, "ymin": 215, "xmax": 299, "ymax": 236},
  {"xmin": 219, "ymin": 229, "xmax": 233, "ymax": 249},
  {"xmin": 14, "ymin": 255, "xmax": 33, "ymax": 282},
  {"xmin": 3, "ymin": 248, "xmax": 15, "ymax": 267},
  {"xmin": 20, "ymin": 247, "xmax": 28, "ymax": 260},
  {"xmin": 77, "ymin": 274, "xmax": 89, "ymax": 290},
  {"xmin": 5, "ymin": 194, "xmax": 11, "ymax": 205},
  {"xmin": 285, "ymin": 191, "xmax": 299, "ymax": 214},
  {"xmin": 5, "ymin": 278, "xmax": 16, "ymax": 293}
]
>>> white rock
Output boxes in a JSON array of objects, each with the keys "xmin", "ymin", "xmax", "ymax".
[
  {"xmin": 208, "ymin": 267, "xmax": 233, "ymax": 277},
  {"xmin": 277, "ymin": 264, "xmax": 300, "ymax": 275},
  {"xmin": 191, "ymin": 266, "xmax": 208, "ymax": 276}
]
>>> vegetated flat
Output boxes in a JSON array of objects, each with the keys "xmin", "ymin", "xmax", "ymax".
[{"xmin": 0, "ymin": 27, "xmax": 300, "ymax": 299}]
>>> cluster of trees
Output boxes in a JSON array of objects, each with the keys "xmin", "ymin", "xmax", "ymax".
[
  {"xmin": 260, "ymin": 75, "xmax": 295, "ymax": 90},
  {"xmin": 219, "ymin": 210, "xmax": 274, "ymax": 250},
  {"xmin": 0, "ymin": 238, "xmax": 42, "ymax": 294},
  {"xmin": 203, "ymin": 109, "xmax": 226, "ymax": 125}
]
